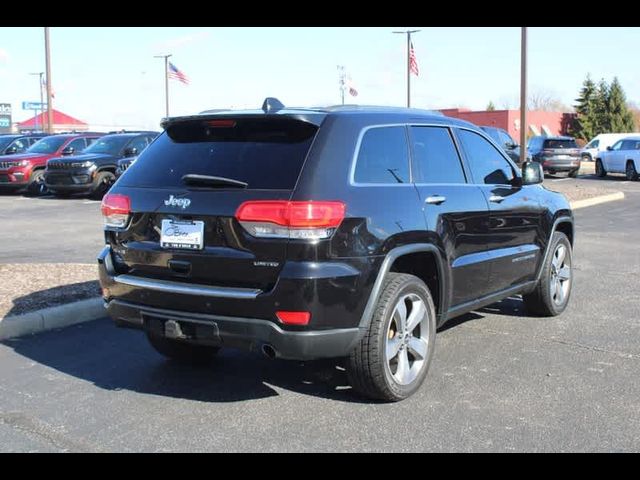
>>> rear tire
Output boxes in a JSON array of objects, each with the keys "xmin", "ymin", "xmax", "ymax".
[
  {"xmin": 568, "ymin": 169, "xmax": 579, "ymax": 178},
  {"xmin": 91, "ymin": 171, "xmax": 115, "ymax": 199},
  {"xmin": 146, "ymin": 333, "xmax": 220, "ymax": 365},
  {"xmin": 625, "ymin": 161, "xmax": 638, "ymax": 181},
  {"xmin": 347, "ymin": 273, "xmax": 436, "ymax": 402},
  {"xmin": 523, "ymin": 232, "xmax": 573, "ymax": 317},
  {"xmin": 595, "ymin": 159, "xmax": 607, "ymax": 177}
]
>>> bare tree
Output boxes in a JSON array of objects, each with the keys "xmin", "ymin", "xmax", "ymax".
[{"xmin": 527, "ymin": 87, "xmax": 572, "ymax": 112}]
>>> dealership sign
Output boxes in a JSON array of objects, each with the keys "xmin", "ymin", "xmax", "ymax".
[{"xmin": 0, "ymin": 103, "xmax": 11, "ymax": 133}]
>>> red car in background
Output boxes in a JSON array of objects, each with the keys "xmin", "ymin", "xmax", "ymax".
[{"xmin": 0, "ymin": 133, "xmax": 103, "ymax": 195}]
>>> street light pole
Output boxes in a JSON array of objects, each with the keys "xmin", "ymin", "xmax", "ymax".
[
  {"xmin": 393, "ymin": 29, "xmax": 421, "ymax": 108},
  {"xmin": 154, "ymin": 54, "xmax": 172, "ymax": 117},
  {"xmin": 44, "ymin": 27, "xmax": 53, "ymax": 134},
  {"xmin": 519, "ymin": 27, "xmax": 528, "ymax": 164},
  {"xmin": 29, "ymin": 72, "xmax": 44, "ymax": 132}
]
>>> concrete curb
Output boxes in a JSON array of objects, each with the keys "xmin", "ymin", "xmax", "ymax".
[
  {"xmin": 0, "ymin": 297, "xmax": 104, "ymax": 341},
  {"xmin": 570, "ymin": 191, "xmax": 625, "ymax": 210}
]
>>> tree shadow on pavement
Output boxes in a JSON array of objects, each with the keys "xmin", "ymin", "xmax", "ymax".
[{"xmin": 2, "ymin": 317, "xmax": 365, "ymax": 404}]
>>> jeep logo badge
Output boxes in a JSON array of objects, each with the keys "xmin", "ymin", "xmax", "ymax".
[{"xmin": 164, "ymin": 195, "xmax": 191, "ymax": 209}]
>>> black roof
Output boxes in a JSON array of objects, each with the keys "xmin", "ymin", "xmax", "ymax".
[
  {"xmin": 167, "ymin": 101, "xmax": 475, "ymax": 130},
  {"xmin": 534, "ymin": 135, "xmax": 575, "ymax": 141}
]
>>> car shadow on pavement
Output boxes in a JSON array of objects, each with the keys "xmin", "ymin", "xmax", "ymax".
[
  {"xmin": 2, "ymin": 317, "xmax": 371, "ymax": 404},
  {"xmin": 437, "ymin": 296, "xmax": 532, "ymax": 333},
  {"xmin": 2, "ymin": 281, "xmax": 100, "ymax": 319}
]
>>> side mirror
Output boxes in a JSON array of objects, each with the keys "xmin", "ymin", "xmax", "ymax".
[
  {"xmin": 61, "ymin": 146, "xmax": 75, "ymax": 156},
  {"xmin": 5, "ymin": 145, "xmax": 18, "ymax": 155},
  {"xmin": 522, "ymin": 161, "xmax": 543, "ymax": 185},
  {"xmin": 123, "ymin": 147, "xmax": 138, "ymax": 157},
  {"xmin": 506, "ymin": 142, "xmax": 518, "ymax": 150},
  {"xmin": 606, "ymin": 146, "xmax": 613, "ymax": 151}
]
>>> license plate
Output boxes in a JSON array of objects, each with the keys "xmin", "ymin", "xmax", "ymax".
[
  {"xmin": 160, "ymin": 219, "xmax": 204, "ymax": 250},
  {"xmin": 555, "ymin": 155, "xmax": 570, "ymax": 160}
]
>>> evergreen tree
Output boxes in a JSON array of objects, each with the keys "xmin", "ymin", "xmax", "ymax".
[
  {"xmin": 486, "ymin": 101, "xmax": 496, "ymax": 111},
  {"xmin": 592, "ymin": 79, "xmax": 610, "ymax": 134},
  {"xmin": 607, "ymin": 77, "xmax": 635, "ymax": 132},
  {"xmin": 570, "ymin": 75, "xmax": 597, "ymax": 141}
]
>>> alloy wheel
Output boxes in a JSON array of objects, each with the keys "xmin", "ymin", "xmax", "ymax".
[
  {"xmin": 385, "ymin": 293, "xmax": 430, "ymax": 386},
  {"xmin": 550, "ymin": 244, "xmax": 571, "ymax": 306}
]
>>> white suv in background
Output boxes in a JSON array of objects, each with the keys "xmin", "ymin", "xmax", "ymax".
[
  {"xmin": 581, "ymin": 133, "xmax": 637, "ymax": 162},
  {"xmin": 595, "ymin": 135, "xmax": 640, "ymax": 180}
]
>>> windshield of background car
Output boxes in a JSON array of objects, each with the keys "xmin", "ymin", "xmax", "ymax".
[
  {"xmin": 0, "ymin": 137, "xmax": 16, "ymax": 150},
  {"xmin": 120, "ymin": 118, "xmax": 318, "ymax": 190},
  {"xmin": 27, "ymin": 136, "xmax": 67, "ymax": 154},
  {"xmin": 543, "ymin": 139, "xmax": 578, "ymax": 149},
  {"xmin": 83, "ymin": 136, "xmax": 129, "ymax": 156}
]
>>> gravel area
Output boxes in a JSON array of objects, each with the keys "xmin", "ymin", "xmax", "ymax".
[
  {"xmin": 0, "ymin": 264, "xmax": 99, "ymax": 318},
  {"xmin": 546, "ymin": 179, "xmax": 620, "ymax": 203}
]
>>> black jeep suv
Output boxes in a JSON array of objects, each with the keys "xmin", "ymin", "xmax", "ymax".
[
  {"xmin": 98, "ymin": 100, "xmax": 574, "ymax": 401},
  {"xmin": 44, "ymin": 131, "xmax": 158, "ymax": 198}
]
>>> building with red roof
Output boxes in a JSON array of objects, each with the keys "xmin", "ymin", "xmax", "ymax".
[{"xmin": 17, "ymin": 109, "xmax": 88, "ymax": 133}]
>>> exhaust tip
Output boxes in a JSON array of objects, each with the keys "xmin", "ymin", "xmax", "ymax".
[{"xmin": 261, "ymin": 344, "xmax": 277, "ymax": 359}]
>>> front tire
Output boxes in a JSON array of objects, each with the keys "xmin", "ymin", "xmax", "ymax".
[
  {"xmin": 25, "ymin": 170, "xmax": 47, "ymax": 196},
  {"xmin": 625, "ymin": 161, "xmax": 638, "ymax": 181},
  {"xmin": 595, "ymin": 159, "xmax": 607, "ymax": 178},
  {"xmin": 347, "ymin": 273, "xmax": 436, "ymax": 402},
  {"xmin": 523, "ymin": 232, "xmax": 573, "ymax": 316},
  {"xmin": 91, "ymin": 171, "xmax": 115, "ymax": 199},
  {"xmin": 146, "ymin": 333, "xmax": 220, "ymax": 365}
]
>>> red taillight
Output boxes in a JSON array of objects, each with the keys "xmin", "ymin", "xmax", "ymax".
[
  {"xmin": 276, "ymin": 311, "xmax": 311, "ymax": 325},
  {"xmin": 101, "ymin": 193, "xmax": 131, "ymax": 228},
  {"xmin": 235, "ymin": 201, "xmax": 345, "ymax": 239}
]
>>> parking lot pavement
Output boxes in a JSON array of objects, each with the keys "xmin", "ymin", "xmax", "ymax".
[
  {"xmin": 0, "ymin": 193, "xmax": 103, "ymax": 264},
  {"xmin": 1, "ymin": 191, "xmax": 639, "ymax": 452}
]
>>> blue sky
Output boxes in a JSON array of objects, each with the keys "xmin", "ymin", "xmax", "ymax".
[{"xmin": 0, "ymin": 27, "xmax": 638, "ymax": 129}]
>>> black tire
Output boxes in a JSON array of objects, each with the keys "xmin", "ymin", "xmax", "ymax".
[
  {"xmin": 581, "ymin": 154, "xmax": 591, "ymax": 163},
  {"xmin": 91, "ymin": 171, "xmax": 115, "ymax": 199},
  {"xmin": 568, "ymin": 169, "xmax": 579, "ymax": 178},
  {"xmin": 523, "ymin": 232, "xmax": 573, "ymax": 317},
  {"xmin": 25, "ymin": 170, "xmax": 47, "ymax": 196},
  {"xmin": 595, "ymin": 159, "xmax": 607, "ymax": 178},
  {"xmin": 347, "ymin": 273, "xmax": 436, "ymax": 402},
  {"xmin": 625, "ymin": 161, "xmax": 638, "ymax": 181},
  {"xmin": 146, "ymin": 333, "xmax": 220, "ymax": 365}
]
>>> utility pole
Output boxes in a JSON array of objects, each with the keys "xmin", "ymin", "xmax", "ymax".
[
  {"xmin": 29, "ymin": 72, "xmax": 44, "ymax": 132},
  {"xmin": 519, "ymin": 27, "xmax": 527, "ymax": 164},
  {"xmin": 154, "ymin": 54, "xmax": 172, "ymax": 117},
  {"xmin": 393, "ymin": 29, "xmax": 420, "ymax": 108},
  {"xmin": 337, "ymin": 65, "xmax": 346, "ymax": 105},
  {"xmin": 44, "ymin": 27, "xmax": 53, "ymax": 134}
]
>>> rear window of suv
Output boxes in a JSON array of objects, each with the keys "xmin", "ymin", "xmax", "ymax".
[
  {"xmin": 120, "ymin": 118, "xmax": 318, "ymax": 190},
  {"xmin": 543, "ymin": 139, "xmax": 578, "ymax": 149}
]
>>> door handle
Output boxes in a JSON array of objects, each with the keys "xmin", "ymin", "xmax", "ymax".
[
  {"xmin": 425, "ymin": 195, "xmax": 447, "ymax": 205},
  {"xmin": 489, "ymin": 195, "xmax": 505, "ymax": 203}
]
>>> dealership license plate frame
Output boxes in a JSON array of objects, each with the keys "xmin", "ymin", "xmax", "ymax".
[{"xmin": 160, "ymin": 219, "xmax": 205, "ymax": 250}]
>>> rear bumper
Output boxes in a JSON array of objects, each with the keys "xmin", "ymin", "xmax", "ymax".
[
  {"xmin": 98, "ymin": 246, "xmax": 377, "ymax": 360},
  {"xmin": 541, "ymin": 158, "xmax": 580, "ymax": 171},
  {"xmin": 106, "ymin": 298, "xmax": 361, "ymax": 360}
]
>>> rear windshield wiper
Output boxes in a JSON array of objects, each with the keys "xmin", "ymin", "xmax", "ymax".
[{"xmin": 181, "ymin": 174, "xmax": 248, "ymax": 189}]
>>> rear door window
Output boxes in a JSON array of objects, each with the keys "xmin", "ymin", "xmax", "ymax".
[
  {"xmin": 410, "ymin": 126, "xmax": 466, "ymax": 184},
  {"xmin": 120, "ymin": 118, "xmax": 318, "ymax": 190},
  {"xmin": 354, "ymin": 126, "xmax": 409, "ymax": 184}
]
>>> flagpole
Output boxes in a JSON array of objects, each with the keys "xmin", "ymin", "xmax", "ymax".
[
  {"xmin": 393, "ymin": 29, "xmax": 420, "ymax": 108},
  {"xmin": 44, "ymin": 27, "xmax": 53, "ymax": 134},
  {"xmin": 337, "ymin": 65, "xmax": 345, "ymax": 105},
  {"xmin": 155, "ymin": 54, "xmax": 172, "ymax": 117}
]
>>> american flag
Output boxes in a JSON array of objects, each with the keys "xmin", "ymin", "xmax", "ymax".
[
  {"xmin": 168, "ymin": 62, "xmax": 190, "ymax": 85},
  {"xmin": 409, "ymin": 41, "xmax": 419, "ymax": 77},
  {"xmin": 346, "ymin": 76, "xmax": 358, "ymax": 97}
]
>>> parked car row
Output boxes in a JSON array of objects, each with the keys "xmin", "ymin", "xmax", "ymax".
[{"xmin": 0, "ymin": 131, "xmax": 159, "ymax": 198}]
